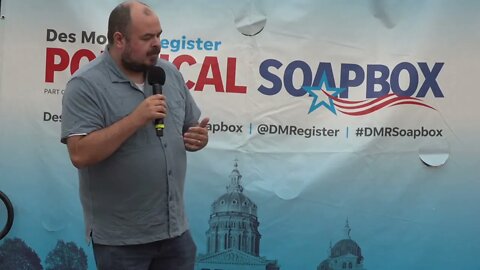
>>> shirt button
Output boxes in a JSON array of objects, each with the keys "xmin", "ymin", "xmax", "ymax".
[
  {"xmin": 164, "ymin": 143, "xmax": 167, "ymax": 148},
  {"xmin": 168, "ymin": 170, "xmax": 173, "ymax": 176}
]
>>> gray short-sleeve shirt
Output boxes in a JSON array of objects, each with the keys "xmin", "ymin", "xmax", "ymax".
[{"xmin": 61, "ymin": 51, "xmax": 201, "ymax": 245}]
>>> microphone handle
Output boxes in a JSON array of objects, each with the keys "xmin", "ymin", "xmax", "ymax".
[{"xmin": 152, "ymin": 83, "xmax": 164, "ymax": 137}]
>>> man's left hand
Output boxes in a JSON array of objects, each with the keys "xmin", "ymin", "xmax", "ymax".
[{"xmin": 184, "ymin": 117, "xmax": 209, "ymax": 151}]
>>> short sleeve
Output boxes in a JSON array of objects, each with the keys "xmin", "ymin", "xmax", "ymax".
[{"xmin": 61, "ymin": 77, "xmax": 105, "ymax": 144}]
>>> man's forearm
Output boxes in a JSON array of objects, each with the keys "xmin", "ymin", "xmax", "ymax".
[{"xmin": 68, "ymin": 114, "xmax": 145, "ymax": 168}]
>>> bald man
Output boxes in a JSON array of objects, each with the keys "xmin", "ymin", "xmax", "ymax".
[{"xmin": 61, "ymin": 1, "xmax": 209, "ymax": 269}]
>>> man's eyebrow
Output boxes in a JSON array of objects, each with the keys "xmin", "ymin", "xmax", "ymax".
[{"xmin": 143, "ymin": 30, "xmax": 162, "ymax": 37}]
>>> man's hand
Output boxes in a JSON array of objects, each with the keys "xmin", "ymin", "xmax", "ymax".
[
  {"xmin": 130, "ymin": 94, "xmax": 167, "ymax": 125},
  {"xmin": 184, "ymin": 117, "xmax": 209, "ymax": 151}
]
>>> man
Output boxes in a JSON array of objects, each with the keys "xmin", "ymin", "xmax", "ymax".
[{"xmin": 60, "ymin": 1, "xmax": 209, "ymax": 269}]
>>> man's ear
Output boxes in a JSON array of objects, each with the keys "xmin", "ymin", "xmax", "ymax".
[{"xmin": 113, "ymin": 32, "xmax": 125, "ymax": 49}]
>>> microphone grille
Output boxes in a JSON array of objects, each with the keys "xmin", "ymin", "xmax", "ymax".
[{"xmin": 147, "ymin": 66, "xmax": 166, "ymax": 85}]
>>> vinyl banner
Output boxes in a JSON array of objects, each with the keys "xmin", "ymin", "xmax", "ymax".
[{"xmin": 0, "ymin": 0, "xmax": 479, "ymax": 269}]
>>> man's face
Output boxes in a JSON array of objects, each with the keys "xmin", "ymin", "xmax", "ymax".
[{"xmin": 121, "ymin": 13, "xmax": 162, "ymax": 72}]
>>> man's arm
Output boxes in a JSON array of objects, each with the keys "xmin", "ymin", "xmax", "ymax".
[{"xmin": 67, "ymin": 94, "xmax": 166, "ymax": 168}]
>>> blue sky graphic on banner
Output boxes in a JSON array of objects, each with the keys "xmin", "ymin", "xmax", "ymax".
[{"xmin": 0, "ymin": 0, "xmax": 479, "ymax": 269}]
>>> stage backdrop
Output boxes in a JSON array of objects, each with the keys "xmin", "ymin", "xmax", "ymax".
[{"xmin": 1, "ymin": 0, "xmax": 479, "ymax": 269}]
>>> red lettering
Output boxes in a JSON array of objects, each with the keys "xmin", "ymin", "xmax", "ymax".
[
  {"xmin": 226, "ymin": 57, "xmax": 246, "ymax": 93},
  {"xmin": 195, "ymin": 56, "xmax": 224, "ymax": 92},
  {"xmin": 122, "ymin": 54, "xmax": 248, "ymax": 94},
  {"xmin": 45, "ymin": 48, "xmax": 97, "ymax": 83},
  {"xmin": 172, "ymin": 55, "xmax": 197, "ymax": 89},
  {"xmin": 159, "ymin": 54, "xmax": 170, "ymax": 61},
  {"xmin": 45, "ymin": 48, "xmax": 69, "ymax": 83},
  {"xmin": 70, "ymin": 49, "xmax": 96, "ymax": 75}
]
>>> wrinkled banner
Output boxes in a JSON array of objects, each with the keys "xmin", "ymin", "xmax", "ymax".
[{"xmin": 0, "ymin": 0, "xmax": 479, "ymax": 269}]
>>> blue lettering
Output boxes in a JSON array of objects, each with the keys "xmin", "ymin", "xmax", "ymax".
[
  {"xmin": 367, "ymin": 64, "xmax": 390, "ymax": 98},
  {"xmin": 340, "ymin": 63, "xmax": 364, "ymax": 98},
  {"xmin": 417, "ymin": 62, "xmax": 444, "ymax": 97},
  {"xmin": 391, "ymin": 62, "xmax": 418, "ymax": 96},
  {"xmin": 312, "ymin": 62, "xmax": 336, "ymax": 89},
  {"xmin": 284, "ymin": 60, "xmax": 310, "ymax": 97},
  {"xmin": 257, "ymin": 60, "xmax": 443, "ymax": 99},
  {"xmin": 187, "ymin": 40, "xmax": 195, "ymax": 50},
  {"xmin": 258, "ymin": 59, "xmax": 283, "ymax": 95}
]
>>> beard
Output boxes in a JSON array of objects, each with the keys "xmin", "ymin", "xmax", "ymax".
[{"xmin": 121, "ymin": 45, "xmax": 160, "ymax": 73}]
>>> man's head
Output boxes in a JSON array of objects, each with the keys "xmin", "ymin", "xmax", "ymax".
[{"xmin": 107, "ymin": 1, "xmax": 162, "ymax": 73}]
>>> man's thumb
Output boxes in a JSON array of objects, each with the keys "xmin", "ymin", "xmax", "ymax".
[{"xmin": 199, "ymin": 117, "xmax": 210, "ymax": 128}]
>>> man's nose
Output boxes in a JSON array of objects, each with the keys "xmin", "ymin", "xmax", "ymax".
[{"xmin": 152, "ymin": 36, "xmax": 161, "ymax": 47}]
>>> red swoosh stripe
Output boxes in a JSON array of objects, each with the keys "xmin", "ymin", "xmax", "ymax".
[{"xmin": 323, "ymin": 91, "xmax": 436, "ymax": 116}]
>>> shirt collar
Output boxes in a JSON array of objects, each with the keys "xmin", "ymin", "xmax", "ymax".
[
  {"xmin": 102, "ymin": 48, "xmax": 152, "ymax": 94},
  {"xmin": 102, "ymin": 48, "xmax": 131, "ymax": 83}
]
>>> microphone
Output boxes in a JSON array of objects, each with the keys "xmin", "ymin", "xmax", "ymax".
[{"xmin": 147, "ymin": 66, "xmax": 166, "ymax": 137}]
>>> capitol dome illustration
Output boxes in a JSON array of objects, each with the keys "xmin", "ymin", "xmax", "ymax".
[
  {"xmin": 195, "ymin": 160, "xmax": 280, "ymax": 270},
  {"xmin": 317, "ymin": 220, "xmax": 366, "ymax": 270}
]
